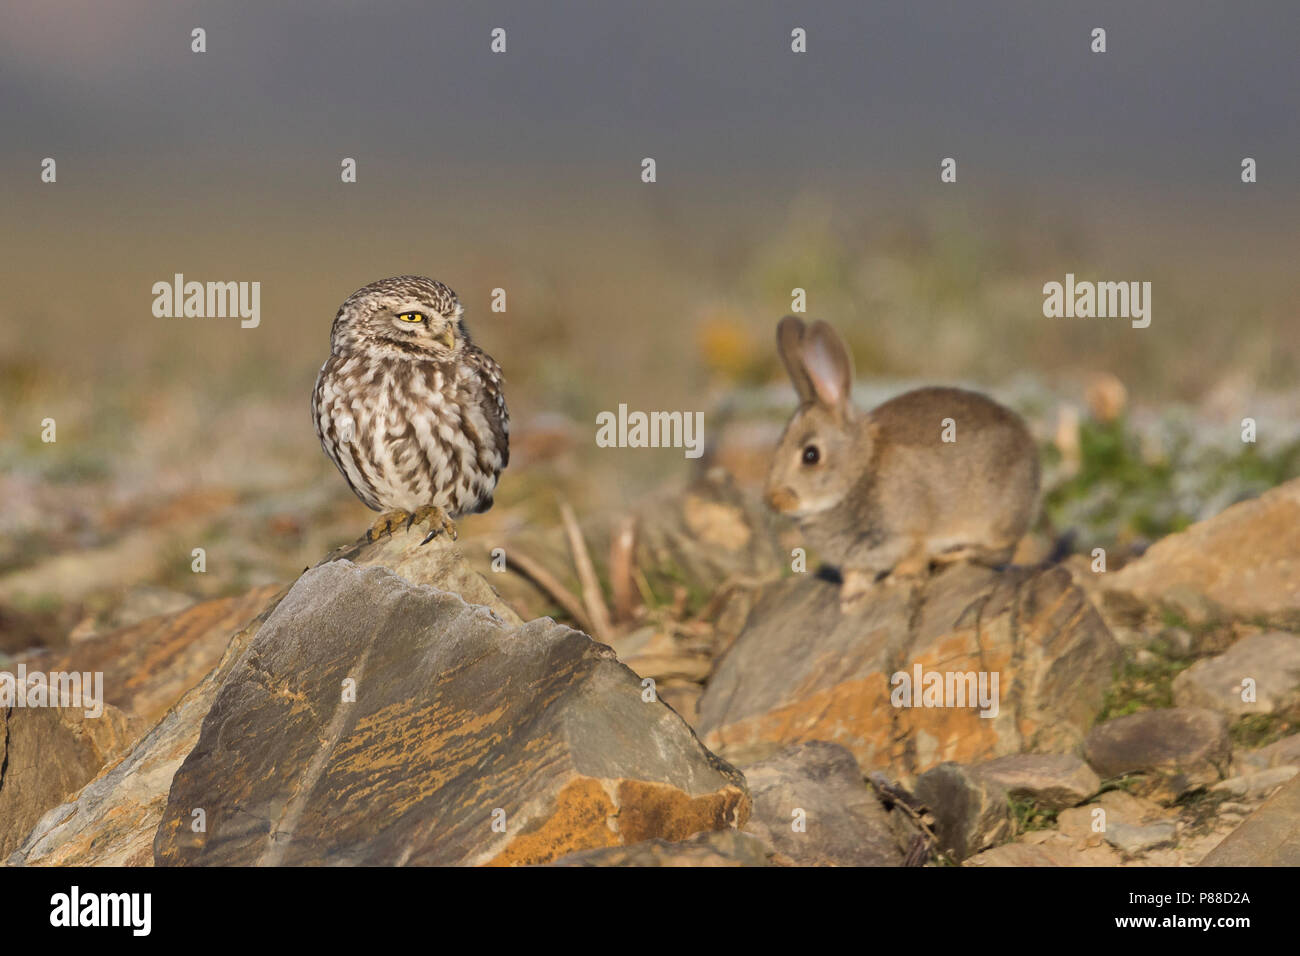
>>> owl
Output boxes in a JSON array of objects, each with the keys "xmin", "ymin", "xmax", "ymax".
[{"xmin": 312, "ymin": 276, "xmax": 509, "ymax": 544}]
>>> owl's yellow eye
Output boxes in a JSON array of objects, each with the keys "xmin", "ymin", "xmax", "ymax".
[{"xmin": 397, "ymin": 311, "xmax": 426, "ymax": 323}]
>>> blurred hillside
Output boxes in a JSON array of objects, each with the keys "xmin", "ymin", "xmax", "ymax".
[
  {"xmin": 2, "ymin": 191, "xmax": 1298, "ymax": 654},
  {"xmin": 2, "ymin": 0, "xmax": 1299, "ymax": 654}
]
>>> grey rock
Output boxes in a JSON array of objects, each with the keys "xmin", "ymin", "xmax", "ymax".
[
  {"xmin": 1084, "ymin": 708, "xmax": 1231, "ymax": 797},
  {"xmin": 740, "ymin": 741, "xmax": 906, "ymax": 866},
  {"xmin": 0, "ymin": 700, "xmax": 133, "ymax": 860},
  {"xmin": 913, "ymin": 761, "xmax": 1012, "ymax": 862},
  {"xmin": 970, "ymin": 753, "xmax": 1100, "ymax": 810},
  {"xmin": 1104, "ymin": 821, "xmax": 1178, "ymax": 855},
  {"xmin": 1172, "ymin": 632, "xmax": 1300, "ymax": 716},
  {"xmin": 1240, "ymin": 732, "xmax": 1300, "ymax": 772},
  {"xmin": 1210, "ymin": 766, "xmax": 1299, "ymax": 799},
  {"xmin": 1199, "ymin": 775, "xmax": 1300, "ymax": 866},
  {"xmin": 697, "ymin": 562, "xmax": 1119, "ymax": 776},
  {"xmin": 154, "ymin": 560, "xmax": 750, "ymax": 866}
]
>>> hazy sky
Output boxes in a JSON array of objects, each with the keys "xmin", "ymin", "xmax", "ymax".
[
  {"xmin": 1, "ymin": 2, "xmax": 1296, "ymax": 421},
  {"xmin": 3, "ymin": 0, "xmax": 1297, "ymax": 189}
]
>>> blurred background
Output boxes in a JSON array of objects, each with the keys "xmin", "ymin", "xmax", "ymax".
[{"xmin": 2, "ymin": 0, "xmax": 1298, "ymax": 651}]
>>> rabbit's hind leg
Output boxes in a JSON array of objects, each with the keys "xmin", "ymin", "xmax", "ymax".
[
  {"xmin": 930, "ymin": 540, "xmax": 1017, "ymax": 571},
  {"xmin": 889, "ymin": 539, "xmax": 932, "ymax": 579}
]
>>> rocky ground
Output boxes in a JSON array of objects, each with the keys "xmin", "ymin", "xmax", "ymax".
[{"xmin": 4, "ymin": 455, "xmax": 1300, "ymax": 866}]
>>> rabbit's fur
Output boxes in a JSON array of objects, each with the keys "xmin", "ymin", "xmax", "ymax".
[{"xmin": 765, "ymin": 316, "xmax": 1039, "ymax": 590}]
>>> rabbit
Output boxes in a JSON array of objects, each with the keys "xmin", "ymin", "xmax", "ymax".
[{"xmin": 765, "ymin": 316, "xmax": 1040, "ymax": 601}]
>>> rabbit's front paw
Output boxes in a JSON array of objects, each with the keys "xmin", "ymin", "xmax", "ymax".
[{"xmin": 839, "ymin": 568, "xmax": 877, "ymax": 609}]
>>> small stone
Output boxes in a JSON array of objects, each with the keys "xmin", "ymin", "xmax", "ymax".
[
  {"xmin": 1083, "ymin": 708, "xmax": 1231, "ymax": 797},
  {"xmin": 1243, "ymin": 733, "xmax": 1300, "ymax": 771},
  {"xmin": 970, "ymin": 753, "xmax": 1100, "ymax": 810},
  {"xmin": 1172, "ymin": 632, "xmax": 1300, "ymax": 716},
  {"xmin": 1057, "ymin": 791, "xmax": 1170, "ymax": 842},
  {"xmin": 1154, "ymin": 627, "xmax": 1195, "ymax": 660},
  {"xmin": 1099, "ymin": 789, "xmax": 1171, "ymax": 821},
  {"xmin": 913, "ymin": 762, "xmax": 1012, "ymax": 862},
  {"xmin": 1210, "ymin": 765, "xmax": 1299, "ymax": 799},
  {"xmin": 1104, "ymin": 821, "xmax": 1177, "ymax": 855},
  {"xmin": 740, "ymin": 742, "xmax": 905, "ymax": 866}
]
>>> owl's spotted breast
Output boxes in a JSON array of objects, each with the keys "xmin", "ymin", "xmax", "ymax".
[{"xmin": 314, "ymin": 351, "xmax": 508, "ymax": 516}]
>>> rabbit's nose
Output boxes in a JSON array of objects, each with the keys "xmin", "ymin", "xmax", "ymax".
[{"xmin": 766, "ymin": 486, "xmax": 799, "ymax": 513}]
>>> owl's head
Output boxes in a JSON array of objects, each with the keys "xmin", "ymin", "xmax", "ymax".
[{"xmin": 330, "ymin": 275, "xmax": 469, "ymax": 359}]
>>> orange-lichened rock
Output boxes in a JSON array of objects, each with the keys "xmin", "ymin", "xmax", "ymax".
[
  {"xmin": 696, "ymin": 562, "xmax": 1120, "ymax": 775},
  {"xmin": 1105, "ymin": 477, "xmax": 1300, "ymax": 626},
  {"xmin": 13, "ymin": 530, "xmax": 753, "ymax": 868},
  {"xmin": 153, "ymin": 559, "xmax": 748, "ymax": 866}
]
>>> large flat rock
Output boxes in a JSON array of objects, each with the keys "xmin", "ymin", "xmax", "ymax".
[
  {"xmin": 154, "ymin": 560, "xmax": 749, "ymax": 866},
  {"xmin": 1199, "ymin": 774, "xmax": 1300, "ymax": 866},
  {"xmin": 7, "ymin": 528, "xmax": 524, "ymax": 866},
  {"xmin": 697, "ymin": 563, "xmax": 1119, "ymax": 775},
  {"xmin": 1083, "ymin": 708, "xmax": 1231, "ymax": 797}
]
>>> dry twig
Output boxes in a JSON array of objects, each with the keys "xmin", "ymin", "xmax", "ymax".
[
  {"xmin": 560, "ymin": 501, "xmax": 613, "ymax": 641},
  {"xmin": 495, "ymin": 543, "xmax": 596, "ymax": 636}
]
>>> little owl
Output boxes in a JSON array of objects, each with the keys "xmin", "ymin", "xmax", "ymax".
[{"xmin": 313, "ymin": 276, "xmax": 509, "ymax": 544}]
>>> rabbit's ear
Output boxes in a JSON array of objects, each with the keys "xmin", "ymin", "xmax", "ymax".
[
  {"xmin": 803, "ymin": 321, "xmax": 854, "ymax": 411},
  {"xmin": 776, "ymin": 316, "xmax": 815, "ymax": 403}
]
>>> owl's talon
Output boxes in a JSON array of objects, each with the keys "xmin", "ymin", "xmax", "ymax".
[
  {"xmin": 367, "ymin": 510, "xmax": 412, "ymax": 542},
  {"xmin": 407, "ymin": 505, "xmax": 458, "ymax": 545}
]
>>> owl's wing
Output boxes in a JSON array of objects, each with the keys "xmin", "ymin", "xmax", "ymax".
[{"xmin": 464, "ymin": 349, "xmax": 510, "ymax": 471}]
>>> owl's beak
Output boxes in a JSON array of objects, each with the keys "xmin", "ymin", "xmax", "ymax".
[{"xmin": 434, "ymin": 327, "xmax": 455, "ymax": 350}]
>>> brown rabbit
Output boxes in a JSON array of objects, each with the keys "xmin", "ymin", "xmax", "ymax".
[{"xmin": 765, "ymin": 316, "xmax": 1039, "ymax": 599}]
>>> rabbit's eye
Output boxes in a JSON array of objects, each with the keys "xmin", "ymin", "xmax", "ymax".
[{"xmin": 802, "ymin": 445, "xmax": 820, "ymax": 465}]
